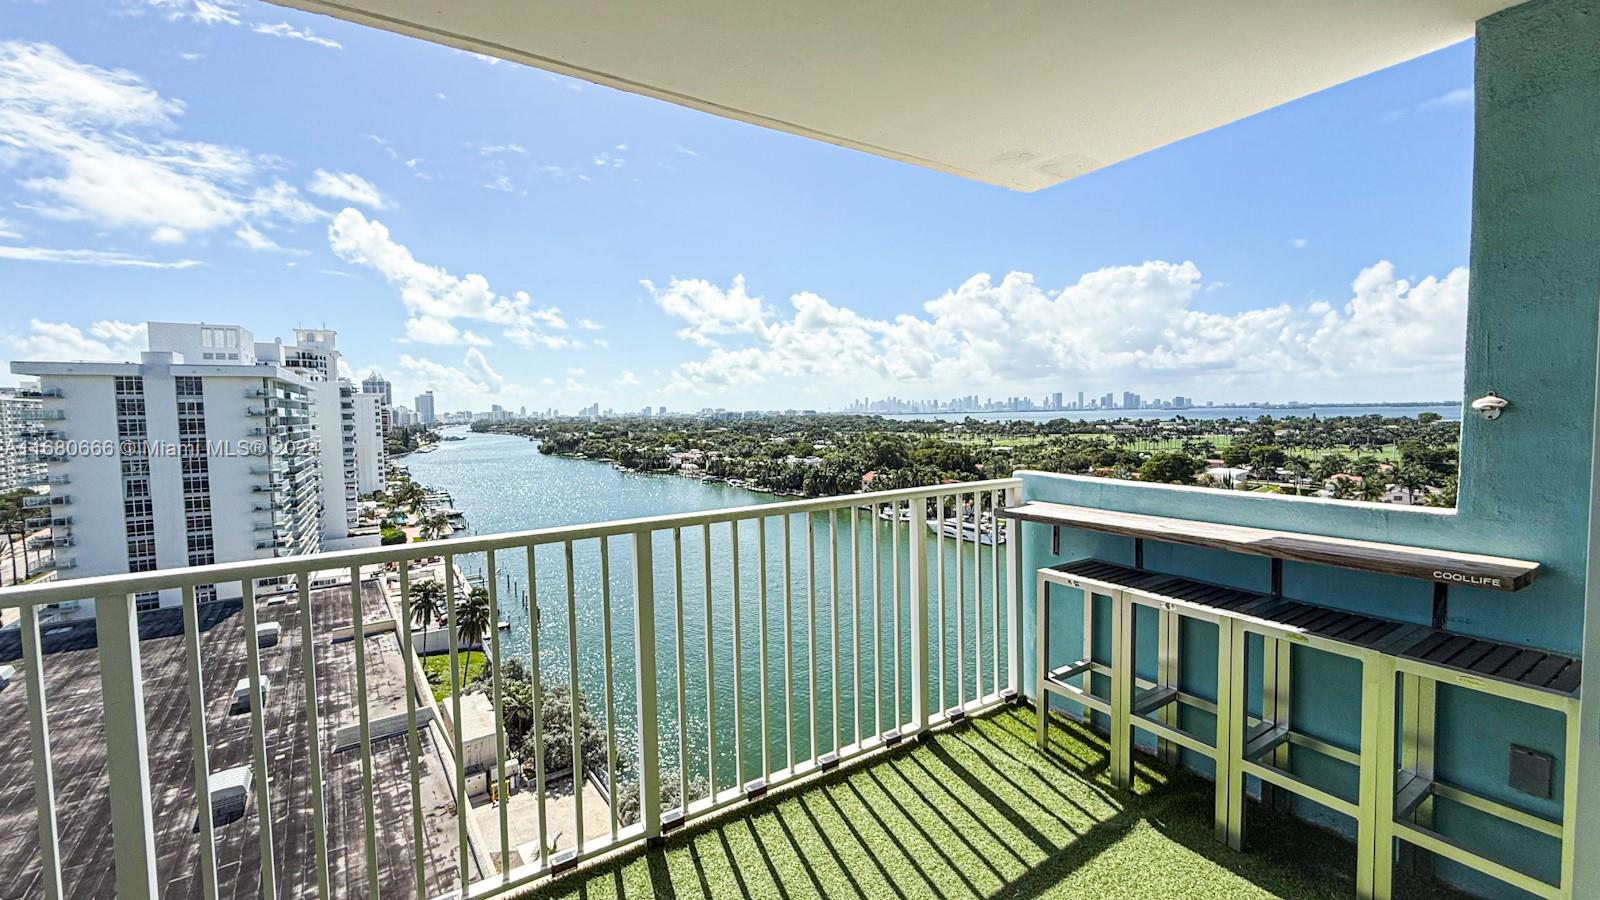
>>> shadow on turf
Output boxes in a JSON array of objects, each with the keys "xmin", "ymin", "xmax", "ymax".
[{"xmin": 513, "ymin": 705, "xmax": 1468, "ymax": 900}]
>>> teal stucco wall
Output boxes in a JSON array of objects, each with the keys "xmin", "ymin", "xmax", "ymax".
[{"xmin": 1019, "ymin": 0, "xmax": 1600, "ymax": 895}]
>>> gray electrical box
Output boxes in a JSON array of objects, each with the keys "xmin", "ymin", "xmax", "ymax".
[{"xmin": 1509, "ymin": 745, "xmax": 1553, "ymax": 799}]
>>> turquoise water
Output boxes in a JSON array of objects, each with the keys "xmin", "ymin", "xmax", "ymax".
[{"xmin": 402, "ymin": 432, "xmax": 1011, "ymax": 794}]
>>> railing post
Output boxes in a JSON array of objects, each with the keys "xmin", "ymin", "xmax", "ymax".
[
  {"xmin": 95, "ymin": 593, "xmax": 159, "ymax": 899},
  {"xmin": 910, "ymin": 495, "xmax": 929, "ymax": 733},
  {"xmin": 632, "ymin": 530, "xmax": 662, "ymax": 843},
  {"xmin": 1006, "ymin": 483, "xmax": 1024, "ymax": 699}
]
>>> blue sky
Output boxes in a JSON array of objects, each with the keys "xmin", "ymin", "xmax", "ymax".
[{"xmin": 1, "ymin": 0, "xmax": 1476, "ymax": 412}]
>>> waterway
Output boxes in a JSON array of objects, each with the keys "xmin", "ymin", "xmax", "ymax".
[{"xmin": 403, "ymin": 431, "xmax": 1010, "ymax": 794}]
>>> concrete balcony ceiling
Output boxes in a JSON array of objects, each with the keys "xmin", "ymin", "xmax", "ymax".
[{"xmin": 270, "ymin": 0, "xmax": 1512, "ymax": 190}]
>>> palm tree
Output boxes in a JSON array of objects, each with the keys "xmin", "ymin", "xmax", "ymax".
[
  {"xmin": 1394, "ymin": 465, "xmax": 1430, "ymax": 505},
  {"xmin": 411, "ymin": 578, "xmax": 446, "ymax": 631},
  {"xmin": 419, "ymin": 512, "xmax": 450, "ymax": 541},
  {"xmin": 1357, "ymin": 475, "xmax": 1387, "ymax": 503},
  {"xmin": 457, "ymin": 586, "xmax": 493, "ymax": 650},
  {"xmin": 1329, "ymin": 477, "xmax": 1356, "ymax": 501}
]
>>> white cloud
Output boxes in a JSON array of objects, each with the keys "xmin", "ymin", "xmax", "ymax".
[
  {"xmin": 307, "ymin": 169, "xmax": 388, "ymax": 209},
  {"xmin": 653, "ymin": 261, "xmax": 1469, "ymax": 401},
  {"xmin": 483, "ymin": 175, "xmax": 515, "ymax": 193},
  {"xmin": 0, "ymin": 41, "xmax": 324, "ymax": 246},
  {"xmin": 327, "ymin": 208, "xmax": 577, "ymax": 350},
  {"xmin": 396, "ymin": 347, "xmax": 507, "ymax": 407},
  {"xmin": 0, "ymin": 245, "xmax": 202, "ymax": 268},
  {"xmin": 1381, "ymin": 86, "xmax": 1473, "ymax": 124},
  {"xmin": 250, "ymin": 22, "xmax": 342, "ymax": 49},
  {"xmin": 616, "ymin": 370, "xmax": 640, "ymax": 387},
  {"xmin": 141, "ymin": 0, "xmax": 240, "ymax": 26},
  {"xmin": 480, "ymin": 143, "xmax": 526, "ymax": 156},
  {"xmin": 0, "ymin": 218, "xmax": 22, "ymax": 239},
  {"xmin": 577, "ymin": 318, "xmax": 603, "ymax": 331},
  {"xmin": 7, "ymin": 318, "xmax": 149, "ymax": 361},
  {"xmin": 1418, "ymin": 87, "xmax": 1473, "ymax": 112},
  {"xmin": 1291, "ymin": 237, "xmax": 1309, "ymax": 250},
  {"xmin": 672, "ymin": 143, "xmax": 699, "ymax": 158}
]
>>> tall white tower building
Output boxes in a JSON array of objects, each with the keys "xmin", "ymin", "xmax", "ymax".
[{"xmin": 12, "ymin": 322, "xmax": 324, "ymax": 616}]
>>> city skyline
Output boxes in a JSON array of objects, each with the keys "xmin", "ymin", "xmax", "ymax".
[{"xmin": 1, "ymin": 1, "xmax": 1475, "ymax": 412}]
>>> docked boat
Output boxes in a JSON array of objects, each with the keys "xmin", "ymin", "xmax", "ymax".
[{"xmin": 928, "ymin": 515, "xmax": 1006, "ymax": 545}]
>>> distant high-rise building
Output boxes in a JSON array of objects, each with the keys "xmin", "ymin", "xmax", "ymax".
[
  {"xmin": 1077, "ymin": 391, "xmax": 1085, "ymax": 410},
  {"xmin": 1101, "ymin": 392, "xmax": 1114, "ymax": 409},
  {"xmin": 283, "ymin": 329, "xmax": 358, "ymax": 539},
  {"xmin": 1123, "ymin": 391, "xmax": 1141, "ymax": 410},
  {"xmin": 361, "ymin": 371, "xmax": 392, "ymax": 406},
  {"xmin": 0, "ymin": 382, "xmax": 44, "ymax": 493},
  {"xmin": 353, "ymin": 392, "xmax": 388, "ymax": 495},
  {"xmin": 415, "ymin": 390, "xmax": 436, "ymax": 425},
  {"xmin": 1051, "ymin": 391, "xmax": 1063, "ymax": 410}
]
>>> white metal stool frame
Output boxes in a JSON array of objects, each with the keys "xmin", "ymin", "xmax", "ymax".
[
  {"xmin": 1035, "ymin": 566, "xmax": 1240, "ymax": 843},
  {"xmin": 1373, "ymin": 657, "xmax": 1581, "ymax": 900}
]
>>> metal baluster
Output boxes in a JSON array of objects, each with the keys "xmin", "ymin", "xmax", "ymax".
[
  {"xmin": 600, "ymin": 538, "xmax": 620, "ymax": 842},
  {"xmin": 936, "ymin": 495, "xmax": 946, "ymax": 713},
  {"xmin": 564, "ymin": 541, "xmax": 583, "ymax": 852},
  {"xmin": 956, "ymin": 497, "xmax": 966, "ymax": 709},
  {"xmin": 1006, "ymin": 484, "xmax": 1023, "ymax": 696},
  {"xmin": 758, "ymin": 517, "xmax": 770, "ymax": 779},
  {"xmin": 20, "ymin": 604, "xmax": 62, "ymax": 900},
  {"xmin": 783, "ymin": 513, "xmax": 794, "ymax": 771},
  {"xmin": 873, "ymin": 503, "xmax": 882, "ymax": 737},
  {"xmin": 178, "ymin": 586, "xmax": 218, "ymax": 900},
  {"xmin": 807, "ymin": 511, "xmax": 817, "ymax": 761},
  {"xmin": 445, "ymin": 557, "xmax": 470, "ymax": 885},
  {"xmin": 892, "ymin": 499, "xmax": 902, "ymax": 727},
  {"xmin": 630, "ymin": 532, "xmax": 661, "ymax": 838},
  {"xmin": 852, "ymin": 510, "xmax": 861, "ymax": 746},
  {"xmin": 966, "ymin": 493, "xmax": 979, "ymax": 698},
  {"xmin": 991, "ymin": 489, "xmax": 1002, "ymax": 696},
  {"xmin": 730, "ymin": 521, "xmax": 744, "ymax": 788},
  {"xmin": 526, "ymin": 544, "xmax": 549, "ymax": 868},
  {"xmin": 238, "ymin": 581, "xmax": 275, "ymax": 900},
  {"xmin": 396, "ymin": 566, "xmax": 427, "ymax": 899},
  {"xmin": 910, "ymin": 495, "xmax": 929, "ymax": 732},
  {"xmin": 292, "ymin": 574, "xmax": 332, "ymax": 900},
  {"xmin": 487, "ymin": 549, "xmax": 511, "ymax": 877},
  {"xmin": 673, "ymin": 528, "xmax": 688, "ymax": 809},
  {"xmin": 351, "ymin": 565, "xmax": 379, "ymax": 897},
  {"xmin": 829, "ymin": 508, "xmax": 840, "ymax": 756},
  {"xmin": 703, "ymin": 523, "xmax": 716, "ymax": 796}
]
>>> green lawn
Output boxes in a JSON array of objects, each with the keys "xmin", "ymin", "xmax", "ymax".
[
  {"xmin": 421, "ymin": 649, "xmax": 487, "ymax": 702},
  {"xmin": 513, "ymin": 705, "xmax": 1463, "ymax": 900}
]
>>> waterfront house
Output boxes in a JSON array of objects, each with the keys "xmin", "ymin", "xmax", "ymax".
[{"xmin": 0, "ymin": 2, "xmax": 1597, "ymax": 899}]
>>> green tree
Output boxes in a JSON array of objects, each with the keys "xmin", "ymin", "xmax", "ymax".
[{"xmin": 1138, "ymin": 451, "xmax": 1203, "ymax": 485}]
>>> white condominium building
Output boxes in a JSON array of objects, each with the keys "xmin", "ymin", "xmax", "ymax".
[
  {"xmin": 0, "ymin": 382, "xmax": 45, "ymax": 493},
  {"xmin": 353, "ymin": 391, "xmax": 387, "ymax": 495},
  {"xmin": 9, "ymin": 321, "xmax": 367, "ymax": 617},
  {"xmin": 277, "ymin": 329, "xmax": 360, "ymax": 540}
]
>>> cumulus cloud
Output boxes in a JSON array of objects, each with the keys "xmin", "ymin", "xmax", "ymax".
[
  {"xmin": 307, "ymin": 169, "xmax": 388, "ymax": 208},
  {"xmin": 327, "ymin": 208, "xmax": 576, "ymax": 349},
  {"xmin": 396, "ymin": 347, "xmax": 508, "ymax": 407},
  {"xmin": 652, "ymin": 261, "xmax": 1469, "ymax": 400},
  {"xmin": 7, "ymin": 319, "xmax": 148, "ymax": 361},
  {"xmin": 0, "ymin": 41, "xmax": 323, "ymax": 245}
]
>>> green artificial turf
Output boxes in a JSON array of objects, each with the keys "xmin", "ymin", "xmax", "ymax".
[
  {"xmin": 422, "ymin": 649, "xmax": 487, "ymax": 702},
  {"xmin": 513, "ymin": 705, "xmax": 1467, "ymax": 900}
]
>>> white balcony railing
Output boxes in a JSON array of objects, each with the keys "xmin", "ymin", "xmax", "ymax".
[{"xmin": 0, "ymin": 478, "xmax": 1023, "ymax": 900}]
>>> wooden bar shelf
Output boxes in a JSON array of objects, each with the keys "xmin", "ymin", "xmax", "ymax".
[{"xmin": 1001, "ymin": 501, "xmax": 1541, "ymax": 592}]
